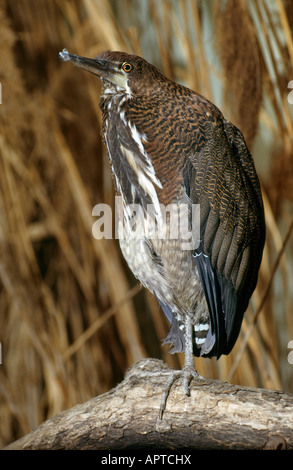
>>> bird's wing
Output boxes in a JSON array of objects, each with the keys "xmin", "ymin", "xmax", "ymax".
[{"xmin": 186, "ymin": 119, "xmax": 265, "ymax": 357}]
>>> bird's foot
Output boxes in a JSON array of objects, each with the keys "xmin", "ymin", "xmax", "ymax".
[{"xmin": 158, "ymin": 366, "xmax": 202, "ymax": 420}]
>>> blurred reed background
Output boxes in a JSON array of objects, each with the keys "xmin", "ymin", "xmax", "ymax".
[{"xmin": 0, "ymin": 0, "xmax": 292, "ymax": 447}]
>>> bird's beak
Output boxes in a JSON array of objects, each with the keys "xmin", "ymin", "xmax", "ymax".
[{"xmin": 59, "ymin": 49, "xmax": 126, "ymax": 88}]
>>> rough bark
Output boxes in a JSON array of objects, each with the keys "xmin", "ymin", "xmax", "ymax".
[{"xmin": 4, "ymin": 358, "xmax": 293, "ymax": 450}]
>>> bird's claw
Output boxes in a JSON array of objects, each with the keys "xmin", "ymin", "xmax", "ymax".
[{"xmin": 158, "ymin": 367, "xmax": 201, "ymax": 420}]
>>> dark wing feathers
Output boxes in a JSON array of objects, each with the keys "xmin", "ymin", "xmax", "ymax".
[
  {"xmin": 194, "ymin": 246, "xmax": 229, "ymax": 358},
  {"xmin": 186, "ymin": 118, "xmax": 265, "ymax": 357}
]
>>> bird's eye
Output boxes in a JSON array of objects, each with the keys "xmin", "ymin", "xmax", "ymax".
[{"xmin": 122, "ymin": 62, "xmax": 133, "ymax": 73}]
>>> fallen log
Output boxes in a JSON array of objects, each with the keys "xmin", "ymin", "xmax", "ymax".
[{"xmin": 4, "ymin": 358, "xmax": 293, "ymax": 450}]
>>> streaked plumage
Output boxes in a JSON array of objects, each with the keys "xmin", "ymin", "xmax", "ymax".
[{"xmin": 60, "ymin": 49, "xmax": 265, "ymax": 391}]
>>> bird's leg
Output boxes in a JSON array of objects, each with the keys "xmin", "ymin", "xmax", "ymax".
[
  {"xmin": 158, "ymin": 315, "xmax": 199, "ymax": 419},
  {"xmin": 182, "ymin": 315, "xmax": 198, "ymax": 396}
]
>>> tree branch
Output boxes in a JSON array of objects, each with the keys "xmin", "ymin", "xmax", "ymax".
[{"xmin": 4, "ymin": 358, "xmax": 293, "ymax": 450}]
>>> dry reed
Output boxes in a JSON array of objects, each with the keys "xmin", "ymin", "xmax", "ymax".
[{"xmin": 0, "ymin": 0, "xmax": 292, "ymax": 448}]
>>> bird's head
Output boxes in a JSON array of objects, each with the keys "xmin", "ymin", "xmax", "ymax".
[{"xmin": 59, "ymin": 49, "xmax": 165, "ymax": 96}]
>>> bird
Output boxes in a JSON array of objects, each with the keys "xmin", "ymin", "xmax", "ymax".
[{"xmin": 59, "ymin": 48, "xmax": 265, "ymax": 415}]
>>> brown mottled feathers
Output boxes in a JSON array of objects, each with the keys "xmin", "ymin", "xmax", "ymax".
[{"xmin": 97, "ymin": 51, "xmax": 265, "ymax": 358}]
